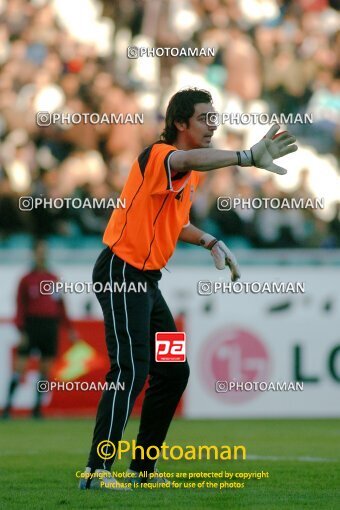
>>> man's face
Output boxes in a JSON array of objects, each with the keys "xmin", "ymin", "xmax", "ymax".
[
  {"xmin": 34, "ymin": 242, "xmax": 47, "ymax": 269},
  {"xmin": 177, "ymin": 102, "xmax": 217, "ymax": 149}
]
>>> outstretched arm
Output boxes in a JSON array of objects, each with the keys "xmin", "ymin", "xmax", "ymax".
[{"xmin": 170, "ymin": 125, "xmax": 297, "ymax": 175}]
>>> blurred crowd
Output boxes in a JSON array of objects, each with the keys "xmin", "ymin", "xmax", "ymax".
[{"xmin": 0, "ymin": 0, "xmax": 339, "ymax": 248}]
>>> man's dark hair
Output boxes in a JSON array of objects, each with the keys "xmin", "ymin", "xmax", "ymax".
[{"xmin": 161, "ymin": 88, "xmax": 212, "ymax": 144}]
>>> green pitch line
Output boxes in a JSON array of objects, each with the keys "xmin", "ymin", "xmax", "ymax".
[{"xmin": 0, "ymin": 418, "xmax": 340, "ymax": 509}]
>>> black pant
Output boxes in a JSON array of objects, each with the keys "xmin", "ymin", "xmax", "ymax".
[
  {"xmin": 87, "ymin": 247, "xmax": 190, "ymax": 472},
  {"xmin": 17, "ymin": 317, "xmax": 59, "ymax": 358}
]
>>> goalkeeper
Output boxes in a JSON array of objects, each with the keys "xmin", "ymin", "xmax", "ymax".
[{"xmin": 80, "ymin": 88, "xmax": 297, "ymax": 490}]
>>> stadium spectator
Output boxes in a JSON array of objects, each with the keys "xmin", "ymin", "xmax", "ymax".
[
  {"xmin": 0, "ymin": 0, "xmax": 338, "ymax": 247},
  {"xmin": 329, "ymin": 201, "xmax": 340, "ymax": 247}
]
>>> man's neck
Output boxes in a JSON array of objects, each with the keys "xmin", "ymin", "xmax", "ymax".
[
  {"xmin": 172, "ymin": 136, "xmax": 195, "ymax": 151},
  {"xmin": 34, "ymin": 264, "xmax": 46, "ymax": 271}
]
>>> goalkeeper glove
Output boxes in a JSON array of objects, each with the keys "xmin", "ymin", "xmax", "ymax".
[
  {"xmin": 236, "ymin": 124, "xmax": 298, "ymax": 175},
  {"xmin": 200, "ymin": 233, "xmax": 241, "ymax": 282}
]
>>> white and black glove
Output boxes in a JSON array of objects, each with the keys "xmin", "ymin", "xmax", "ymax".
[
  {"xmin": 200, "ymin": 233, "xmax": 241, "ymax": 282},
  {"xmin": 236, "ymin": 124, "xmax": 298, "ymax": 175}
]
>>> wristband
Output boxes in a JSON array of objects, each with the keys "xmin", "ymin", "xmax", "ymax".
[
  {"xmin": 236, "ymin": 150, "xmax": 255, "ymax": 167},
  {"xmin": 199, "ymin": 233, "xmax": 218, "ymax": 250}
]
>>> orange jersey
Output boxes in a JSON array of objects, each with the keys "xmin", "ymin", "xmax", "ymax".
[{"xmin": 103, "ymin": 142, "xmax": 200, "ymax": 270}]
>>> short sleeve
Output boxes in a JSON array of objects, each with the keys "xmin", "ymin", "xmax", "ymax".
[{"xmin": 145, "ymin": 143, "xmax": 192, "ymax": 195}]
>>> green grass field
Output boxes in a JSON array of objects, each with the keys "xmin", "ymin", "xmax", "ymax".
[{"xmin": 1, "ymin": 418, "xmax": 340, "ymax": 510}]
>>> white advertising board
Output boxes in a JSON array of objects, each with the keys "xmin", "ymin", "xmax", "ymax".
[
  {"xmin": 160, "ymin": 266, "xmax": 340, "ymax": 418},
  {"xmin": 1, "ymin": 261, "xmax": 339, "ymax": 417}
]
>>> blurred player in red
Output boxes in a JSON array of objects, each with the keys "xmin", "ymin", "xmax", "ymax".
[{"xmin": 2, "ymin": 240, "xmax": 77, "ymax": 419}]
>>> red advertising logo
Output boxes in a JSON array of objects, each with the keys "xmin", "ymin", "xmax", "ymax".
[
  {"xmin": 200, "ymin": 327, "xmax": 270, "ymax": 403},
  {"xmin": 155, "ymin": 332, "xmax": 186, "ymax": 362}
]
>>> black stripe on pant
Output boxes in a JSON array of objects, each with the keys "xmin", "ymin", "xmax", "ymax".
[{"xmin": 87, "ymin": 247, "xmax": 190, "ymax": 472}]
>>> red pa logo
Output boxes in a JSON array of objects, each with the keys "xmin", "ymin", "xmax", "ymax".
[{"xmin": 155, "ymin": 332, "xmax": 186, "ymax": 362}]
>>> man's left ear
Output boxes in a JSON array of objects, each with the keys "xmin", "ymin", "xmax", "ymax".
[{"xmin": 174, "ymin": 120, "xmax": 187, "ymax": 132}]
